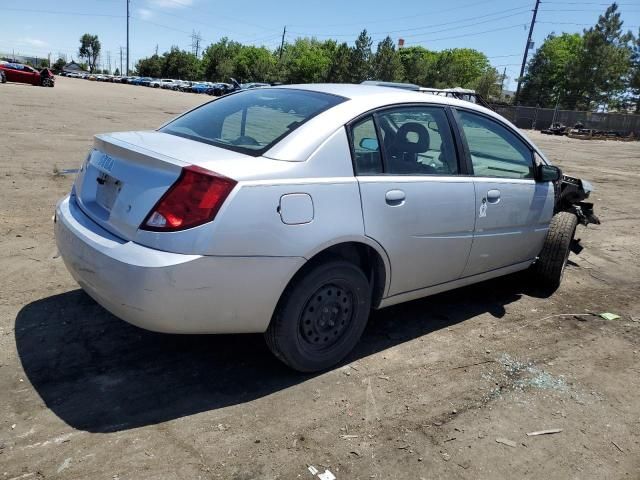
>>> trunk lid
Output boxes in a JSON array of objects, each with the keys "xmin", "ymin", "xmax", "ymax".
[{"xmin": 73, "ymin": 131, "xmax": 290, "ymax": 241}]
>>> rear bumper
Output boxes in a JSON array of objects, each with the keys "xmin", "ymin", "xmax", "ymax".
[{"xmin": 54, "ymin": 195, "xmax": 304, "ymax": 333}]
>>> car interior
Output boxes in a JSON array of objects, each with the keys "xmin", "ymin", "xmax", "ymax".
[{"xmin": 352, "ymin": 108, "xmax": 459, "ymax": 176}]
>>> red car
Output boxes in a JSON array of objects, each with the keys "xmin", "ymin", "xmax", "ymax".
[{"xmin": 0, "ymin": 62, "xmax": 54, "ymax": 87}]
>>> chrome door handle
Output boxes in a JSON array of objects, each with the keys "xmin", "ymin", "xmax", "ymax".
[
  {"xmin": 385, "ymin": 189, "xmax": 406, "ymax": 206},
  {"xmin": 486, "ymin": 189, "xmax": 501, "ymax": 204}
]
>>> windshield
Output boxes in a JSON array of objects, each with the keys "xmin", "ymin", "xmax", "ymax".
[{"xmin": 160, "ymin": 88, "xmax": 346, "ymax": 156}]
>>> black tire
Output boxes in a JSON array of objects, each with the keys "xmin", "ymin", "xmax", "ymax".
[
  {"xmin": 531, "ymin": 211, "xmax": 578, "ymax": 291},
  {"xmin": 265, "ymin": 260, "xmax": 372, "ymax": 372}
]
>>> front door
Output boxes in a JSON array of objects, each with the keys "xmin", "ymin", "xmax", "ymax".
[
  {"xmin": 455, "ymin": 109, "xmax": 555, "ymax": 277},
  {"xmin": 351, "ymin": 105, "xmax": 476, "ymax": 297}
]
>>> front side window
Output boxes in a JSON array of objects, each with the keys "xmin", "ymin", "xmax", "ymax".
[
  {"xmin": 377, "ymin": 106, "xmax": 459, "ymax": 175},
  {"xmin": 458, "ymin": 110, "xmax": 534, "ymax": 179},
  {"xmin": 161, "ymin": 88, "xmax": 345, "ymax": 155}
]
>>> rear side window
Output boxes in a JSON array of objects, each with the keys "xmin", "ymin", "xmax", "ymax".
[
  {"xmin": 458, "ymin": 110, "xmax": 533, "ymax": 179},
  {"xmin": 161, "ymin": 88, "xmax": 345, "ymax": 156},
  {"xmin": 351, "ymin": 116, "xmax": 382, "ymax": 174}
]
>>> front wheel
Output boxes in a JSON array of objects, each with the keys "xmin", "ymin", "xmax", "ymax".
[
  {"xmin": 265, "ymin": 260, "xmax": 372, "ymax": 372},
  {"xmin": 530, "ymin": 211, "xmax": 578, "ymax": 291}
]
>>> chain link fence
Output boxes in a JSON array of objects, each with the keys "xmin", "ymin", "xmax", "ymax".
[{"xmin": 490, "ymin": 105, "xmax": 640, "ymax": 136}]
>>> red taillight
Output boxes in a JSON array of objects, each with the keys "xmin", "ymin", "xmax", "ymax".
[{"xmin": 141, "ymin": 165, "xmax": 236, "ymax": 232}]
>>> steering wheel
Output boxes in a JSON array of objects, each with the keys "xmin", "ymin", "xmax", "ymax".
[{"xmin": 231, "ymin": 135, "xmax": 260, "ymax": 146}]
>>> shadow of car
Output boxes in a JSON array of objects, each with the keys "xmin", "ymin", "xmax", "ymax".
[{"xmin": 15, "ymin": 273, "xmax": 539, "ymax": 433}]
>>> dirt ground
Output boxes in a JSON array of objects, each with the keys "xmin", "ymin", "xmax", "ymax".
[{"xmin": 1, "ymin": 77, "xmax": 639, "ymax": 480}]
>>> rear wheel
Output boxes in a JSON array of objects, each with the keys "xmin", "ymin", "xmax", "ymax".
[
  {"xmin": 265, "ymin": 260, "xmax": 372, "ymax": 372},
  {"xmin": 530, "ymin": 211, "xmax": 578, "ymax": 291}
]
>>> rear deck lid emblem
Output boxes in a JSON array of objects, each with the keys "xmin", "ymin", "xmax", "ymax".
[{"xmin": 96, "ymin": 153, "xmax": 114, "ymax": 172}]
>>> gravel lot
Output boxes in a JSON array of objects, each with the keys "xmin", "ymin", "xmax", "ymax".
[{"xmin": 1, "ymin": 77, "xmax": 639, "ymax": 479}]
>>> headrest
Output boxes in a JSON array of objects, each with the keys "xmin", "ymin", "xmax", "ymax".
[{"xmin": 391, "ymin": 122, "xmax": 430, "ymax": 154}]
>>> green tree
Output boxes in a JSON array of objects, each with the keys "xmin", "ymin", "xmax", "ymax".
[
  {"xmin": 398, "ymin": 46, "xmax": 438, "ymax": 85},
  {"xmin": 202, "ymin": 38, "xmax": 242, "ymax": 81},
  {"xmin": 630, "ymin": 28, "xmax": 640, "ymax": 112},
  {"xmin": 114, "ymin": 68, "xmax": 120, "ymax": 76},
  {"xmin": 280, "ymin": 38, "xmax": 331, "ymax": 83},
  {"xmin": 519, "ymin": 33, "xmax": 583, "ymax": 108},
  {"xmin": 372, "ymin": 36, "xmax": 404, "ymax": 81},
  {"xmin": 233, "ymin": 45, "xmax": 276, "ymax": 82},
  {"xmin": 79, "ymin": 34, "xmax": 101, "ymax": 73},
  {"xmin": 52, "ymin": 58, "xmax": 66, "ymax": 73},
  {"xmin": 566, "ymin": 3, "xmax": 633, "ymax": 110},
  {"xmin": 162, "ymin": 47, "xmax": 200, "ymax": 79},
  {"xmin": 326, "ymin": 42, "xmax": 352, "ymax": 83},
  {"xmin": 135, "ymin": 54, "xmax": 163, "ymax": 77},
  {"xmin": 434, "ymin": 48, "xmax": 490, "ymax": 88},
  {"xmin": 473, "ymin": 68, "xmax": 502, "ymax": 100},
  {"xmin": 350, "ymin": 29, "xmax": 373, "ymax": 82}
]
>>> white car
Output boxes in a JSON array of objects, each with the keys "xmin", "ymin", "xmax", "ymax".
[
  {"xmin": 150, "ymin": 78, "xmax": 174, "ymax": 88},
  {"xmin": 54, "ymin": 84, "xmax": 597, "ymax": 371}
]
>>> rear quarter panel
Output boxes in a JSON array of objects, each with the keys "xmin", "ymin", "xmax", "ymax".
[{"xmin": 135, "ymin": 128, "xmax": 368, "ymax": 258}]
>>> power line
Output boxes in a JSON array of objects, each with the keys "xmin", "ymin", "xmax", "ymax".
[
  {"xmin": 2, "ymin": 7, "xmax": 124, "ymax": 17},
  {"xmin": 288, "ymin": 5, "xmax": 532, "ymax": 37},
  {"xmin": 288, "ymin": 0, "xmax": 532, "ymax": 28},
  {"xmin": 404, "ymin": 23, "xmax": 527, "ymax": 44},
  {"xmin": 397, "ymin": 11, "xmax": 531, "ymax": 39},
  {"xmin": 141, "ymin": 0, "xmax": 279, "ymax": 33},
  {"xmin": 538, "ymin": 21, "xmax": 639, "ymax": 28}
]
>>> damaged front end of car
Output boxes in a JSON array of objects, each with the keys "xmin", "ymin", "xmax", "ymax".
[{"xmin": 556, "ymin": 175, "xmax": 601, "ymax": 227}]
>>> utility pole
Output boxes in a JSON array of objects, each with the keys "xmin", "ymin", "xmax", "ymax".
[
  {"xmin": 126, "ymin": 0, "xmax": 130, "ymax": 75},
  {"xmin": 279, "ymin": 25, "xmax": 286, "ymax": 60},
  {"xmin": 155, "ymin": 44, "xmax": 159, "ymax": 56},
  {"xmin": 499, "ymin": 67, "xmax": 507, "ymax": 98},
  {"xmin": 514, "ymin": 0, "xmax": 540, "ymax": 105},
  {"xmin": 191, "ymin": 30, "xmax": 202, "ymax": 58},
  {"xmin": 106, "ymin": 51, "xmax": 111, "ymax": 73}
]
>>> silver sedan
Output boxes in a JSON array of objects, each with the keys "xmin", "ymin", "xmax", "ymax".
[{"xmin": 54, "ymin": 84, "xmax": 594, "ymax": 371}]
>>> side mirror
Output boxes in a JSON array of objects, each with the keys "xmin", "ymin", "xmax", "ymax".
[
  {"xmin": 359, "ymin": 138, "xmax": 379, "ymax": 151},
  {"xmin": 537, "ymin": 164, "xmax": 562, "ymax": 182}
]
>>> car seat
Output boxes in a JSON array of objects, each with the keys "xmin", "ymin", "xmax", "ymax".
[{"xmin": 386, "ymin": 122, "xmax": 437, "ymax": 174}]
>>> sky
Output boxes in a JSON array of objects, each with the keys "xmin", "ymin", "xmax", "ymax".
[{"xmin": 1, "ymin": 0, "xmax": 639, "ymax": 89}]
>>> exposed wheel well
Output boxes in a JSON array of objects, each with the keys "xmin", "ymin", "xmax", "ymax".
[{"xmin": 292, "ymin": 242, "xmax": 387, "ymax": 309}]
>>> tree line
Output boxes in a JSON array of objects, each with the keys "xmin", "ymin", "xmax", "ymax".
[
  {"xmin": 134, "ymin": 30, "xmax": 503, "ymax": 99},
  {"xmin": 520, "ymin": 3, "xmax": 640, "ymax": 112}
]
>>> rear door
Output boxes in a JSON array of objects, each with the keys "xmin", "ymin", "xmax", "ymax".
[
  {"xmin": 454, "ymin": 109, "xmax": 554, "ymax": 277},
  {"xmin": 352, "ymin": 105, "xmax": 476, "ymax": 297}
]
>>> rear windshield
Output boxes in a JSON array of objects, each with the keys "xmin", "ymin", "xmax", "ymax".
[{"xmin": 160, "ymin": 88, "xmax": 346, "ymax": 156}]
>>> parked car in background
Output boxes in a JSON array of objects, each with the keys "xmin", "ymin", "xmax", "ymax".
[
  {"xmin": 177, "ymin": 80, "xmax": 194, "ymax": 92},
  {"xmin": 161, "ymin": 79, "xmax": 181, "ymax": 89},
  {"xmin": 242, "ymin": 82, "xmax": 270, "ymax": 89},
  {"xmin": 140, "ymin": 77, "xmax": 154, "ymax": 87},
  {"xmin": 191, "ymin": 82, "xmax": 212, "ymax": 94},
  {"xmin": 54, "ymin": 84, "xmax": 599, "ymax": 372},
  {"xmin": 131, "ymin": 77, "xmax": 152, "ymax": 86},
  {"xmin": 150, "ymin": 78, "xmax": 174, "ymax": 88},
  {"xmin": 0, "ymin": 62, "xmax": 54, "ymax": 86}
]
